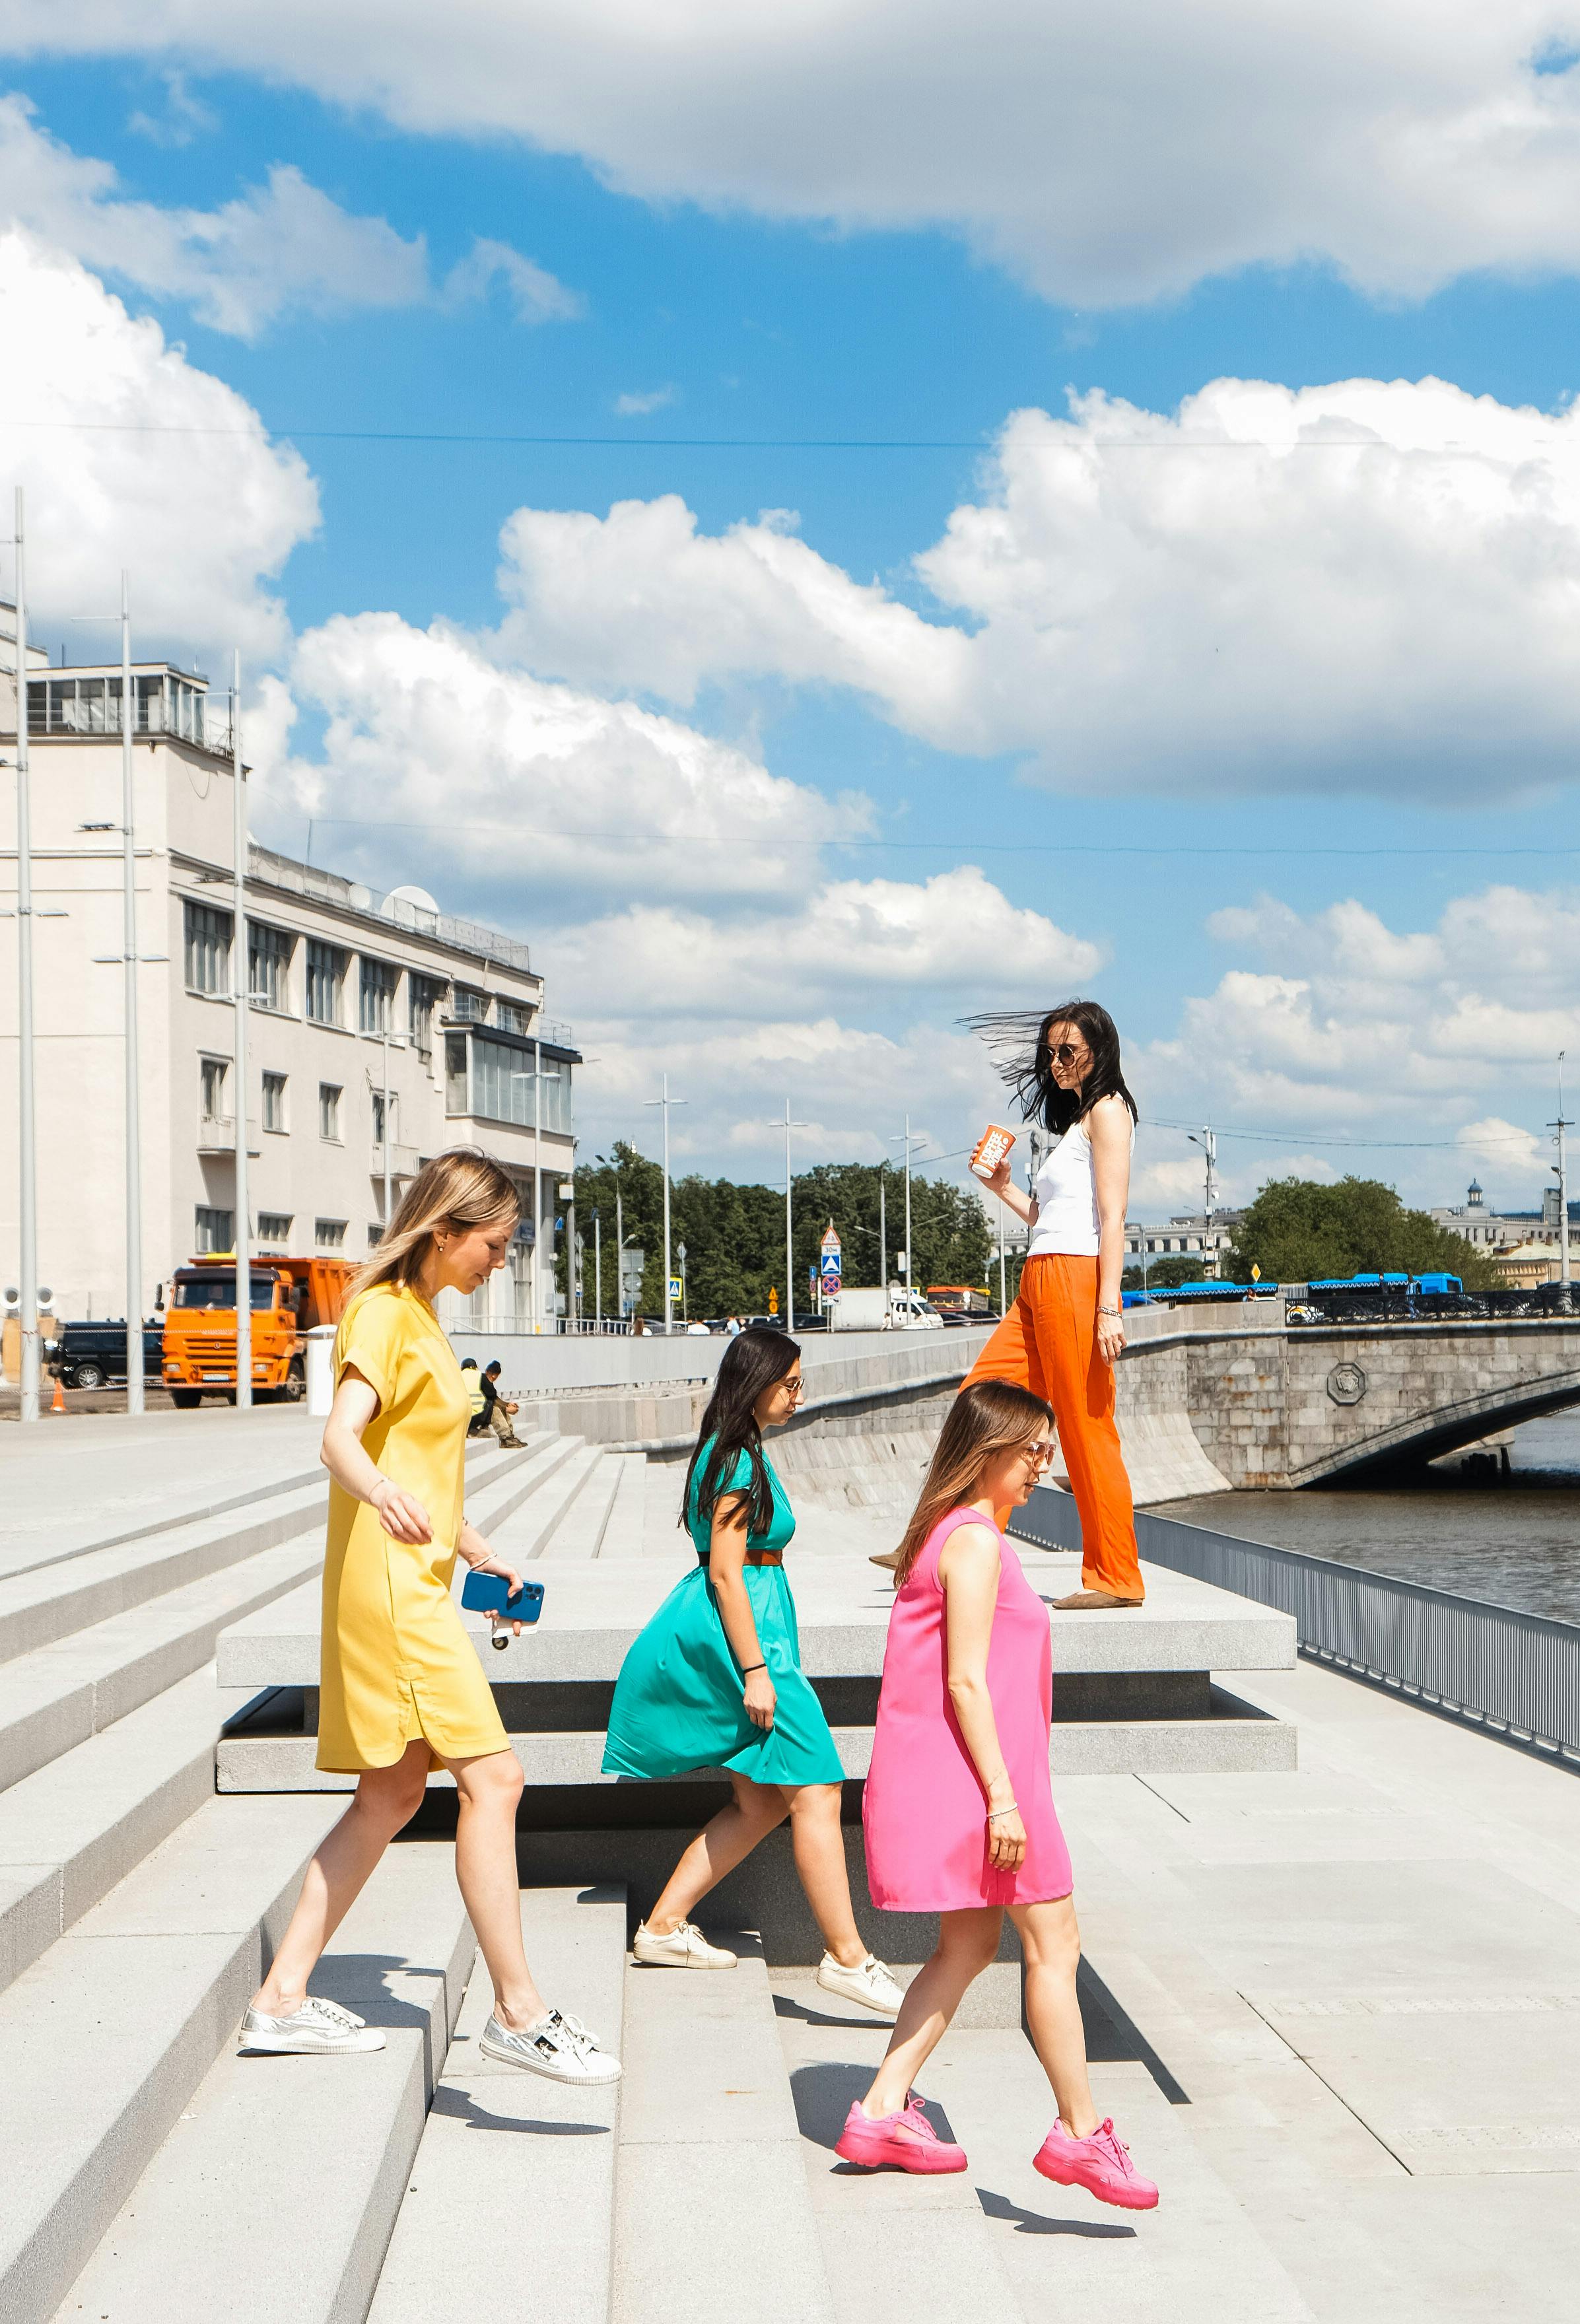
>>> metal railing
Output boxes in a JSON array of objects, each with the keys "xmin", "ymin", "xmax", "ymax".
[{"xmin": 1011, "ymin": 1488, "xmax": 1580, "ymax": 1765}]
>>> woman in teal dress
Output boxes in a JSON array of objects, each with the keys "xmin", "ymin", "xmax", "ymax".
[{"xmin": 603, "ymin": 1327, "xmax": 905, "ymax": 2016}]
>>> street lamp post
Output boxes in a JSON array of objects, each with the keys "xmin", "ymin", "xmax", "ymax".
[
  {"xmin": 593, "ymin": 1206, "xmax": 601, "ymax": 1325},
  {"xmin": 118, "ymin": 575, "xmax": 144, "ymax": 1412},
  {"xmin": 1188, "ymin": 1124, "xmax": 1218, "ymax": 1278},
  {"xmin": 378, "ymin": 1027, "xmax": 408, "ymax": 1242},
  {"xmin": 1552, "ymin": 1053, "xmax": 1571, "ymax": 1314},
  {"xmin": 771, "ymin": 1101, "xmax": 811, "ymax": 1328},
  {"xmin": 888, "ymin": 1118, "xmax": 924, "ymax": 1297},
  {"xmin": 678, "ymin": 1239, "xmax": 687, "ymax": 1323},
  {"xmin": 511, "ymin": 1053, "xmax": 563, "ymax": 1332},
  {"xmin": 644, "ymin": 1075, "xmax": 688, "ymax": 1333},
  {"xmin": 10, "ymin": 487, "xmax": 40, "ymax": 1421},
  {"xmin": 232, "ymin": 652, "xmax": 252, "ymax": 1410}
]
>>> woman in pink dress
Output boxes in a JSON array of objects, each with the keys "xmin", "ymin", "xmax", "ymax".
[{"xmin": 839, "ymin": 1379, "xmax": 1158, "ymax": 2209}]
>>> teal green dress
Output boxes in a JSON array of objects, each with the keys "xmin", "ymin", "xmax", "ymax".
[{"xmin": 601, "ymin": 1439, "xmax": 844, "ymax": 1787}]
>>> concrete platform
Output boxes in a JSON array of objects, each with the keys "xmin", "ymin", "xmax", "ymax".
[{"xmin": 217, "ymin": 1550, "xmax": 1297, "ymax": 1690}]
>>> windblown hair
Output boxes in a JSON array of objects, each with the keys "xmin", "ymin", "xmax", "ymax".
[
  {"xmin": 349, "ymin": 1148, "xmax": 520, "ymax": 1301},
  {"xmin": 681, "ymin": 1326, "xmax": 801, "ymax": 1544},
  {"xmin": 890, "ymin": 1379, "xmax": 1054, "ymax": 1587},
  {"xmin": 963, "ymin": 998, "xmax": 1137, "ymax": 1137}
]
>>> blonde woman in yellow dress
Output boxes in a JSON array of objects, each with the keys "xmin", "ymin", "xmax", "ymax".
[{"xmin": 242, "ymin": 1149, "xmax": 619, "ymax": 2086}]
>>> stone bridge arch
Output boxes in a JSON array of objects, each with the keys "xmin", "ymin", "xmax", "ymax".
[{"xmin": 1114, "ymin": 1313, "xmax": 1580, "ymax": 1493}]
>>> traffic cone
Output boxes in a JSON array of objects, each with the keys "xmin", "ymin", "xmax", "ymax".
[{"xmin": 50, "ymin": 1375, "xmax": 66, "ymax": 1414}]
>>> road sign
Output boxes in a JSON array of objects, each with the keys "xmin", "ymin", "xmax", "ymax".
[
  {"xmin": 668, "ymin": 1276, "xmax": 683, "ymax": 1303},
  {"xmin": 768, "ymin": 1287, "xmax": 779, "ymax": 1315},
  {"xmin": 820, "ymin": 1221, "xmax": 841, "ymax": 1256}
]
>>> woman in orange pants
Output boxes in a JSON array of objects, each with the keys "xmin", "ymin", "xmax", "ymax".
[{"xmin": 966, "ymin": 1000, "xmax": 1144, "ymax": 1608}]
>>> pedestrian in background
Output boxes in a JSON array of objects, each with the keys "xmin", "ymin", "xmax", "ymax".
[
  {"xmin": 840, "ymin": 1379, "xmax": 1157, "ymax": 2209},
  {"xmin": 458, "ymin": 1355, "xmax": 488, "ymax": 1437},
  {"xmin": 602, "ymin": 1326, "xmax": 905, "ymax": 2016},
  {"xmin": 479, "ymin": 1357, "xmax": 524, "ymax": 1447},
  {"xmin": 963, "ymin": 999, "xmax": 1144, "ymax": 1608},
  {"xmin": 241, "ymin": 1148, "xmax": 619, "ymax": 2087}
]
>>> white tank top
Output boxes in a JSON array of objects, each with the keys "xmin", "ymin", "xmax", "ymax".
[{"xmin": 1027, "ymin": 1122, "xmax": 1101, "ymax": 1257}]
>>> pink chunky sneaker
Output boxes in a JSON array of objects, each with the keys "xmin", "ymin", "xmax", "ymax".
[
  {"xmin": 835, "ymin": 2092, "xmax": 967, "ymax": 2174},
  {"xmin": 1033, "ymin": 2117, "xmax": 1158, "ymax": 2210}
]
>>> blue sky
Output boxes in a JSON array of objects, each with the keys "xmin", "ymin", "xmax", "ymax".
[{"xmin": 6, "ymin": 13, "xmax": 1580, "ymax": 1215}]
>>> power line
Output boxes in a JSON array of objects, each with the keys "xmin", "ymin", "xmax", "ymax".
[
  {"xmin": 1, "ymin": 417, "xmax": 1573, "ymax": 455},
  {"xmin": 1147, "ymin": 1115, "xmax": 1540, "ymax": 1152},
  {"xmin": 299, "ymin": 814, "xmax": 1580, "ymax": 863}
]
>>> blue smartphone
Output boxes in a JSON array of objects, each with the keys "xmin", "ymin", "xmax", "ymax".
[{"xmin": 461, "ymin": 1571, "xmax": 544, "ymax": 1627}]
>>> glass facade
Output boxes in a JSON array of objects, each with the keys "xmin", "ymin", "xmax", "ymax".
[
  {"xmin": 28, "ymin": 673, "xmax": 200, "ymax": 739},
  {"xmin": 184, "ymin": 901, "xmax": 232, "ymax": 996},
  {"xmin": 446, "ymin": 1031, "xmax": 573, "ymax": 1132}
]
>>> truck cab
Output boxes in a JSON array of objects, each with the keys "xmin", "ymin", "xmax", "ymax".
[{"xmin": 160, "ymin": 1255, "xmax": 353, "ymax": 1406}]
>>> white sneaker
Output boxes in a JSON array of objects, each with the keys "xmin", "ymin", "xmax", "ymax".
[
  {"xmin": 631, "ymin": 1919, "xmax": 739, "ymax": 1969},
  {"xmin": 238, "ymin": 1996, "xmax": 386, "ymax": 2053},
  {"xmin": 816, "ymin": 1952, "xmax": 907, "ymax": 2017},
  {"xmin": 479, "ymin": 2008, "xmax": 622, "ymax": 2085}
]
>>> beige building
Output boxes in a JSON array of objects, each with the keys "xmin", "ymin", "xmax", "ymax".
[{"xmin": 1, "ymin": 609, "xmax": 577, "ymax": 1334}]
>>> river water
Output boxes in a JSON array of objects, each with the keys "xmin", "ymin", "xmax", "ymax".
[{"xmin": 1159, "ymin": 1412, "xmax": 1580, "ymax": 1626}]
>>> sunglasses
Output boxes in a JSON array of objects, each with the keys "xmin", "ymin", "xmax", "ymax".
[
  {"xmin": 1018, "ymin": 1442, "xmax": 1057, "ymax": 1468},
  {"xmin": 1048, "ymin": 1042, "xmax": 1089, "ymax": 1066}
]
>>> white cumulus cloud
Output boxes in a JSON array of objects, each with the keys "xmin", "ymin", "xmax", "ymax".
[
  {"xmin": 494, "ymin": 378, "xmax": 1580, "ymax": 802},
  {"xmin": 0, "ymin": 227, "xmax": 318, "ymax": 662},
  {"xmin": 12, "ymin": 6, "xmax": 1580, "ymax": 305},
  {"xmin": 0, "ymin": 94, "xmax": 578, "ymax": 337}
]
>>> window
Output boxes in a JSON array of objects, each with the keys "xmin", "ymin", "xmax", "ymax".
[
  {"xmin": 193, "ymin": 1205, "xmax": 234, "ymax": 1253},
  {"xmin": 445, "ymin": 1032, "xmax": 469, "ymax": 1116},
  {"xmin": 368, "ymin": 1221, "xmax": 386, "ymax": 1248},
  {"xmin": 199, "ymin": 1057, "xmax": 228, "ymax": 1123},
  {"xmin": 319, "ymin": 1082, "xmax": 342, "ymax": 1142},
  {"xmin": 496, "ymin": 1000, "xmax": 529, "ymax": 1036},
  {"xmin": 261, "ymin": 1071, "xmax": 287, "ymax": 1133},
  {"xmin": 173, "ymin": 1268, "xmax": 274, "ymax": 1307},
  {"xmin": 184, "ymin": 901, "xmax": 232, "ymax": 996},
  {"xmin": 409, "ymin": 973, "xmax": 444, "ymax": 1051},
  {"xmin": 249, "ymin": 924, "xmax": 292, "ymax": 1011},
  {"xmin": 306, "ymin": 940, "xmax": 345, "ymax": 1026},
  {"xmin": 314, "ymin": 1218, "xmax": 347, "ymax": 1250},
  {"xmin": 359, "ymin": 955, "xmax": 397, "ymax": 1035},
  {"xmin": 539, "ymin": 1056, "xmax": 573, "ymax": 1136},
  {"xmin": 372, "ymin": 1090, "xmax": 397, "ymax": 1147},
  {"xmin": 257, "ymin": 1212, "xmax": 292, "ymax": 1250},
  {"xmin": 452, "ymin": 987, "xmax": 489, "ymax": 1023}
]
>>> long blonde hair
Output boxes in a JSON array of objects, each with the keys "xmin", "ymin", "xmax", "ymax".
[
  {"xmin": 351, "ymin": 1147, "xmax": 521, "ymax": 1301},
  {"xmin": 891, "ymin": 1379, "xmax": 1054, "ymax": 1586}
]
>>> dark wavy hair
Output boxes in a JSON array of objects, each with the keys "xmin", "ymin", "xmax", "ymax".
[
  {"xmin": 963, "ymin": 999, "xmax": 1138, "ymax": 1137},
  {"xmin": 681, "ymin": 1325, "xmax": 801, "ymax": 1544}
]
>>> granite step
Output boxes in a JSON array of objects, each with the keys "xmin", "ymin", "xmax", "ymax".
[
  {"xmin": 368, "ymin": 1884, "xmax": 628, "ymax": 2324},
  {"xmin": 613, "ymin": 1932, "xmax": 837, "ymax": 2323},
  {"xmin": 0, "ymin": 1533, "xmax": 328, "ymax": 1796},
  {"xmin": 537, "ymin": 1451, "xmax": 627, "ymax": 1559},
  {"xmin": 0, "ymin": 1665, "xmax": 222, "ymax": 1995},
  {"xmin": 49, "ymin": 1837, "xmax": 474, "ymax": 2324},
  {"xmin": 0, "ymin": 1792, "xmax": 338, "ymax": 2324},
  {"xmin": 488, "ymin": 1442, "xmax": 608, "ymax": 1561}
]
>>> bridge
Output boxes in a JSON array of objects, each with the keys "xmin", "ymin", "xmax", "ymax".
[{"xmin": 1113, "ymin": 1303, "xmax": 1580, "ymax": 1497}]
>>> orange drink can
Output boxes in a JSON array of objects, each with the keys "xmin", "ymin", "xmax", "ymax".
[{"xmin": 969, "ymin": 1124, "xmax": 1017, "ymax": 1180}]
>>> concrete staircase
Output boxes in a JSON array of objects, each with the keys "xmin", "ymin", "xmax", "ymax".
[
  {"xmin": 0, "ymin": 1435, "xmax": 544, "ymax": 2323},
  {"xmin": 2, "ymin": 1425, "xmax": 1315, "ymax": 2324}
]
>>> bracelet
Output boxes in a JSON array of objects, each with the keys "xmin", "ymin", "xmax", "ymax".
[
  {"xmin": 740, "ymin": 1661, "xmax": 767, "ymax": 1677},
  {"xmin": 986, "ymin": 1802, "xmax": 1019, "ymax": 1820},
  {"xmin": 1097, "ymin": 1305, "xmax": 1122, "ymax": 1317}
]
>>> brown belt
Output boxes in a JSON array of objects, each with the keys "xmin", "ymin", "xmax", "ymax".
[{"xmin": 698, "ymin": 1549, "xmax": 784, "ymax": 1567}]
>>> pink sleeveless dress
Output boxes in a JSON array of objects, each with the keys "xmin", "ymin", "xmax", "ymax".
[{"xmin": 863, "ymin": 1507, "xmax": 1072, "ymax": 1911}]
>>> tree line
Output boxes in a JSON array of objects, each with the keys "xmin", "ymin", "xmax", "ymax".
[{"xmin": 565, "ymin": 1143, "xmax": 995, "ymax": 1320}]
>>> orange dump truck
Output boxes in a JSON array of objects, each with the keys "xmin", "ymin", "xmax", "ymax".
[{"xmin": 160, "ymin": 1254, "xmax": 355, "ymax": 1407}]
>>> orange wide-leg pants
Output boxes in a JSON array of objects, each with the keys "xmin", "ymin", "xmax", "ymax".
[{"xmin": 963, "ymin": 1252, "xmax": 1144, "ymax": 1600}]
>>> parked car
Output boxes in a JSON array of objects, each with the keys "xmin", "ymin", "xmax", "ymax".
[{"xmin": 52, "ymin": 1318, "xmax": 164, "ymax": 1391}]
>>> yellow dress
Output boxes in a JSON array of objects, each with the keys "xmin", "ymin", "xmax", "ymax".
[{"xmin": 316, "ymin": 1280, "xmax": 509, "ymax": 1772}]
